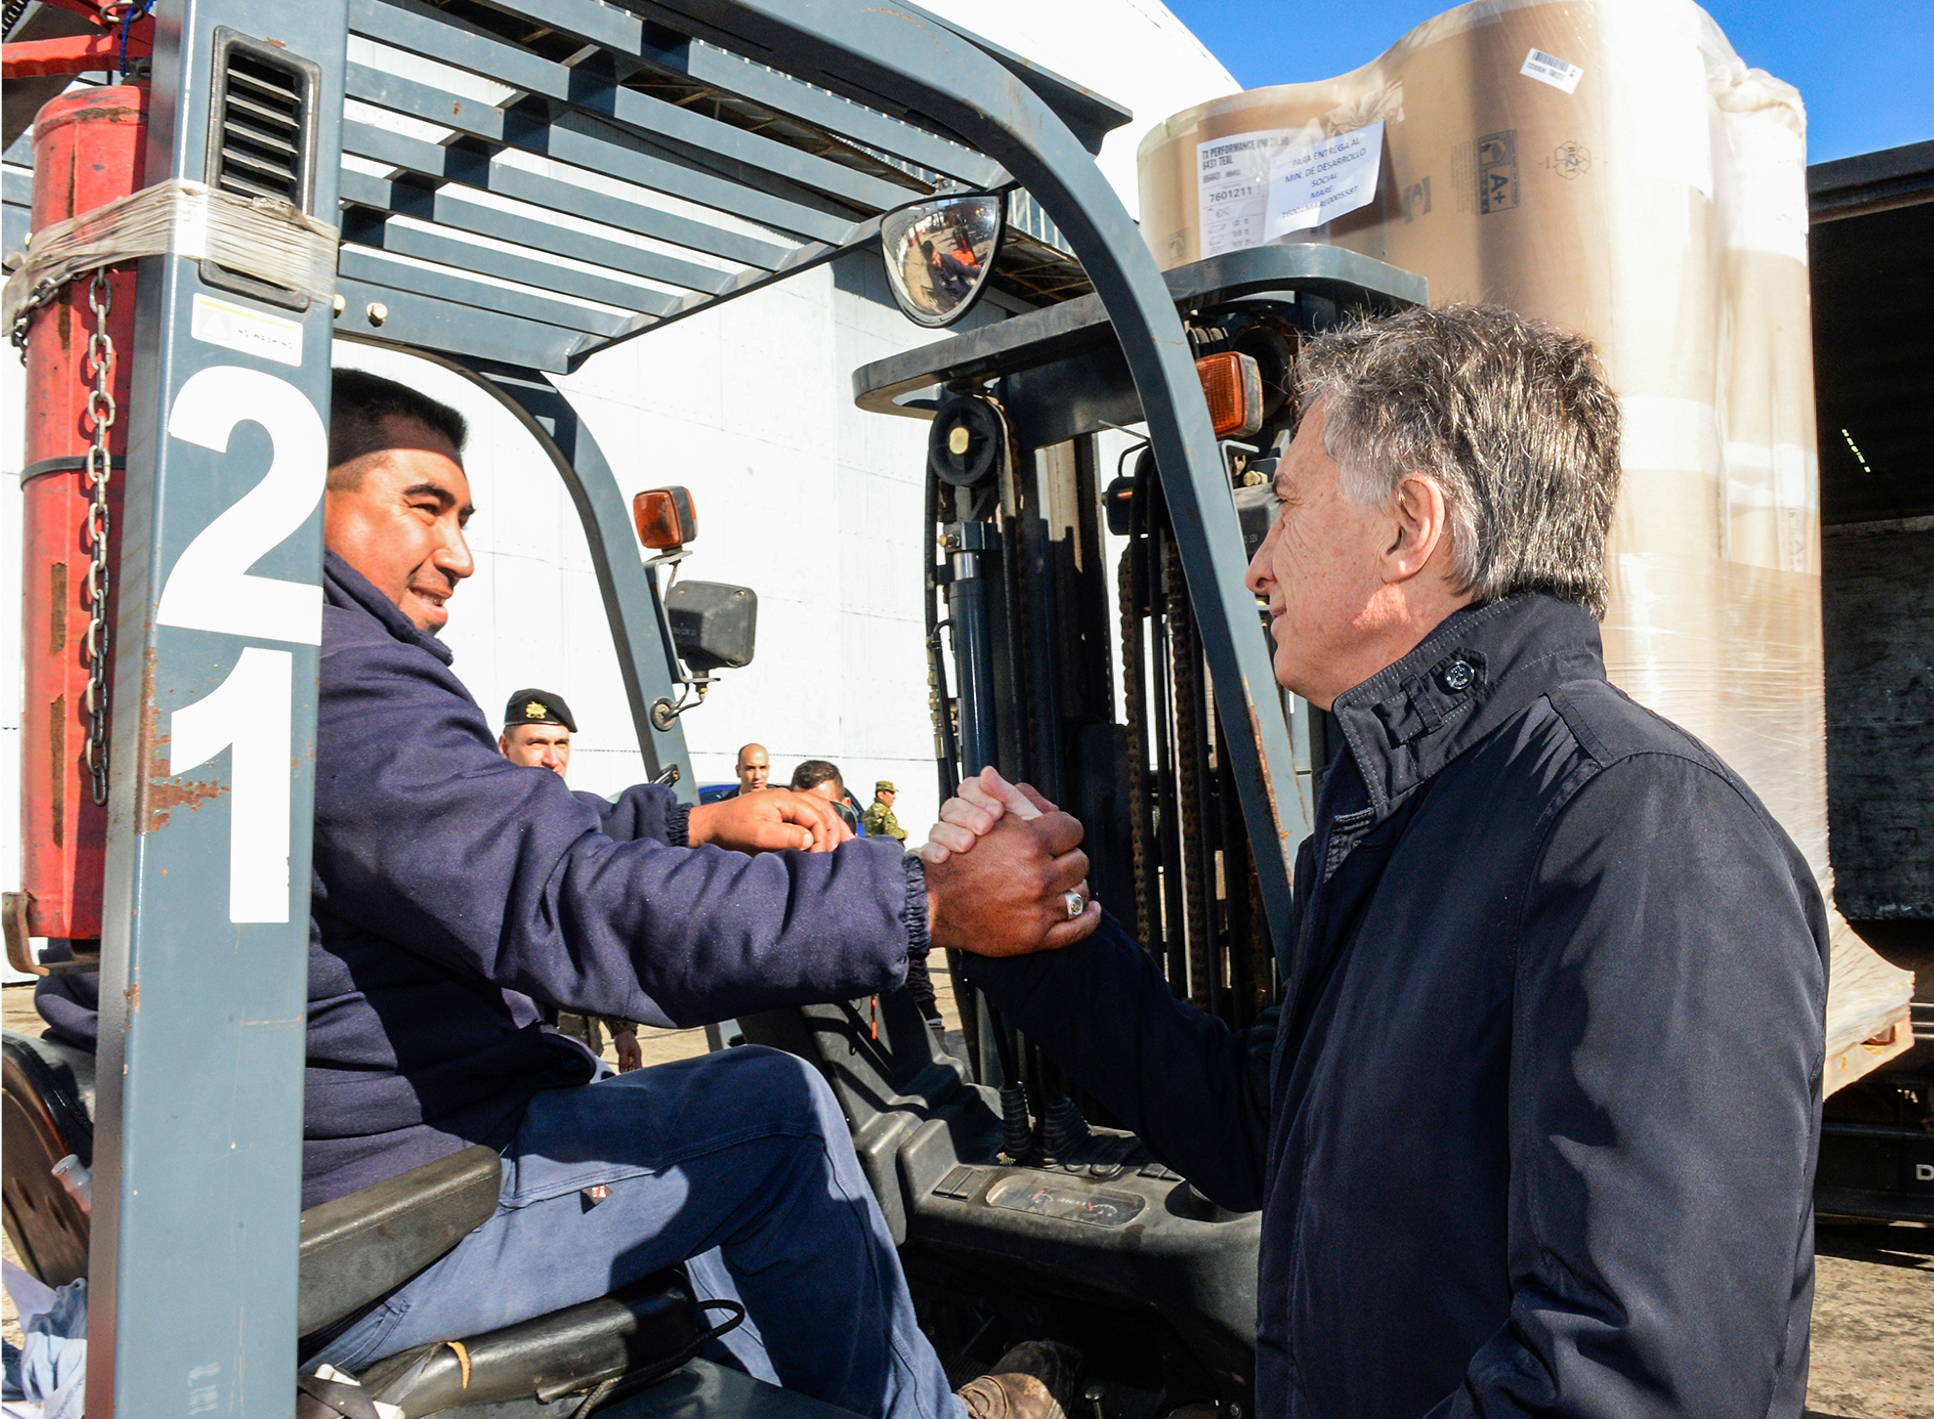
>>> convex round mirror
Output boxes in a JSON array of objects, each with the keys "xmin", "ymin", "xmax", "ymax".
[{"xmin": 880, "ymin": 193, "xmax": 1003, "ymax": 328}]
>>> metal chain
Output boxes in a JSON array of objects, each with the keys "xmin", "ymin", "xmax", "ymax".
[
  {"xmin": 9, "ymin": 278, "xmax": 62, "ymax": 356},
  {"xmin": 1164, "ymin": 537, "xmax": 1213, "ymax": 1013},
  {"xmin": 1118, "ymin": 542, "xmax": 1151, "ymax": 942},
  {"xmin": 80, "ymin": 268, "xmax": 116, "ymax": 805}
]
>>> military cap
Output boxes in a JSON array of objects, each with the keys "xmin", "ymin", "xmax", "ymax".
[
  {"xmin": 503, "ymin": 687, "xmax": 576, "ymax": 733},
  {"xmin": 875, "ymin": 780, "xmax": 896, "ymax": 793}
]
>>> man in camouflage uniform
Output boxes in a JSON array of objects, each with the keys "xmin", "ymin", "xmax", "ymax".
[
  {"xmin": 499, "ymin": 687, "xmax": 644, "ymax": 1072},
  {"xmin": 862, "ymin": 781, "xmax": 906, "ymax": 842},
  {"xmin": 859, "ymin": 780, "xmax": 940, "ymax": 1031}
]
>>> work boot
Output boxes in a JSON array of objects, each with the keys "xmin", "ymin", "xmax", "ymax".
[{"xmin": 955, "ymin": 1340, "xmax": 1082, "ymax": 1419}]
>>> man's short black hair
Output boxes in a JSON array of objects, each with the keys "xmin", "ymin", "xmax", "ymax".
[
  {"xmin": 329, "ymin": 369, "xmax": 469, "ymax": 488},
  {"xmin": 789, "ymin": 759, "xmax": 842, "ymax": 793}
]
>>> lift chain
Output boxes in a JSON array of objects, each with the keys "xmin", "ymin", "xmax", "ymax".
[
  {"xmin": 1117, "ymin": 543, "xmax": 1151, "ymax": 942},
  {"xmin": 80, "ymin": 268, "xmax": 116, "ymax": 805},
  {"xmin": 1163, "ymin": 537, "xmax": 1214, "ymax": 1013}
]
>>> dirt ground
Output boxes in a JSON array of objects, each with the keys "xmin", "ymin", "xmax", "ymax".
[
  {"xmin": 5, "ymin": 981, "xmax": 1930, "ymax": 1415},
  {"xmin": 1808, "ymin": 1221, "xmax": 1934, "ymax": 1418}
]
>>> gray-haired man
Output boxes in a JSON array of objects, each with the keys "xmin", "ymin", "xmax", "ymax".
[{"xmin": 926, "ymin": 305, "xmax": 1828, "ymax": 1419}]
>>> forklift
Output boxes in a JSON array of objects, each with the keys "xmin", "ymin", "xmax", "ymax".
[
  {"xmin": 1, "ymin": 0, "xmax": 1417, "ymax": 1414},
  {"xmin": 730, "ymin": 240, "xmax": 1420, "ymax": 1416}
]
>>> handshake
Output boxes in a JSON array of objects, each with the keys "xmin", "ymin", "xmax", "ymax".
[
  {"xmin": 920, "ymin": 767, "xmax": 1100, "ymax": 957},
  {"xmin": 682, "ymin": 765, "xmax": 1098, "ymax": 958}
]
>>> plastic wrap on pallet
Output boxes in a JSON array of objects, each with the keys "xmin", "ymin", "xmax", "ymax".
[
  {"xmin": 1136, "ymin": 0, "xmax": 1911, "ymax": 1067},
  {"xmin": 2, "ymin": 178, "xmax": 337, "ymax": 327},
  {"xmin": 1138, "ymin": 0, "xmax": 1828, "ymax": 879}
]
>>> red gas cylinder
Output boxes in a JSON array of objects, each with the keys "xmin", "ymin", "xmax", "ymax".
[{"xmin": 19, "ymin": 83, "xmax": 146, "ymax": 943}]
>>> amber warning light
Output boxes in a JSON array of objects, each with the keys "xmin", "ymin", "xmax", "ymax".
[
  {"xmin": 633, "ymin": 486, "xmax": 697, "ymax": 550},
  {"xmin": 1195, "ymin": 351, "xmax": 1265, "ymax": 440}
]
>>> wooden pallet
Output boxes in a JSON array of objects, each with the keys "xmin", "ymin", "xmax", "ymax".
[{"xmin": 1824, "ymin": 920, "xmax": 1917, "ymax": 1095}]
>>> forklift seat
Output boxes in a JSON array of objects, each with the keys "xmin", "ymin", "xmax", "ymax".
[
  {"xmin": 2, "ymin": 1027, "xmax": 509, "ymax": 1331},
  {"xmin": 295, "ymin": 1143, "xmax": 508, "ymax": 1337},
  {"xmin": 3, "ymin": 1028, "xmax": 714, "ymax": 1417}
]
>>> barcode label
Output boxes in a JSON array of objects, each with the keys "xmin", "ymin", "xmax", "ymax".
[{"xmin": 1521, "ymin": 47, "xmax": 1584, "ymax": 94}]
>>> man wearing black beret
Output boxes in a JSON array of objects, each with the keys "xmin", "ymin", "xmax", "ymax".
[
  {"xmin": 497, "ymin": 686, "xmax": 577, "ymax": 778},
  {"xmin": 496, "ymin": 687, "xmax": 643, "ymax": 1073}
]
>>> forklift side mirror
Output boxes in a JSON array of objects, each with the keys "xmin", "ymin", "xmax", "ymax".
[
  {"xmin": 880, "ymin": 193, "xmax": 1003, "ymax": 328},
  {"xmin": 665, "ymin": 580, "xmax": 757, "ymax": 673}
]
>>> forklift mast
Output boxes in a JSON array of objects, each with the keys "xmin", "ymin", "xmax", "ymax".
[{"xmin": 3, "ymin": 2, "xmax": 1419, "ymax": 1414}]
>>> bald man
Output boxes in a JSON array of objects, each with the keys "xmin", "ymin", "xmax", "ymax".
[{"xmin": 733, "ymin": 742, "xmax": 771, "ymax": 796}]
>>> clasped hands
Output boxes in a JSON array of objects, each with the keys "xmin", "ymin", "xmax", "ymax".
[
  {"xmin": 683, "ymin": 767, "xmax": 1099, "ymax": 957},
  {"xmin": 920, "ymin": 767, "xmax": 1100, "ymax": 956}
]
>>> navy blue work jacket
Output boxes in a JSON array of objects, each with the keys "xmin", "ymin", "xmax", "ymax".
[
  {"xmin": 968, "ymin": 591, "xmax": 1828, "ymax": 1419},
  {"xmin": 41, "ymin": 555, "xmax": 925, "ymax": 1208}
]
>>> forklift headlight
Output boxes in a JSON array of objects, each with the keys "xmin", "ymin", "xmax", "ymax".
[
  {"xmin": 665, "ymin": 581, "xmax": 757, "ymax": 673},
  {"xmin": 1195, "ymin": 351, "xmax": 1265, "ymax": 440},
  {"xmin": 633, "ymin": 486, "xmax": 697, "ymax": 550}
]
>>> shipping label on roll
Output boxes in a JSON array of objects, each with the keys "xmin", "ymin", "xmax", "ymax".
[
  {"xmin": 1265, "ymin": 121, "xmax": 1386, "ymax": 239},
  {"xmin": 1520, "ymin": 47, "xmax": 1585, "ymax": 94},
  {"xmin": 1196, "ymin": 129, "xmax": 1287, "ymax": 257},
  {"xmin": 1196, "ymin": 121, "xmax": 1385, "ymax": 257}
]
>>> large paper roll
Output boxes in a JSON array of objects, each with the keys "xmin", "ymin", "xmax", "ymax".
[
  {"xmin": 1139, "ymin": 0, "xmax": 1910, "ymax": 1063},
  {"xmin": 1138, "ymin": 0, "xmax": 1825, "ymax": 881}
]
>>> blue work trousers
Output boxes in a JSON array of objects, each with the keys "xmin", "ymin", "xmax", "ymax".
[{"xmin": 310, "ymin": 1046, "xmax": 963, "ymax": 1419}]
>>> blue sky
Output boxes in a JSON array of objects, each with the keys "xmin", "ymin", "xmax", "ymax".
[{"xmin": 1162, "ymin": 1, "xmax": 1932, "ymax": 164}]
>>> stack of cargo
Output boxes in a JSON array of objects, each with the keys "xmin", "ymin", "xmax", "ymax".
[{"xmin": 1136, "ymin": 0, "xmax": 1910, "ymax": 1081}]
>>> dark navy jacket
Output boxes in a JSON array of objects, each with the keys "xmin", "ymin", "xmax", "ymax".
[
  {"xmin": 42, "ymin": 555, "xmax": 925, "ymax": 1208},
  {"xmin": 968, "ymin": 592, "xmax": 1827, "ymax": 1419}
]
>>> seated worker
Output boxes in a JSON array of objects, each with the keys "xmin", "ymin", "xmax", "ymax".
[
  {"xmin": 38, "ymin": 369, "xmax": 1096, "ymax": 1419},
  {"xmin": 498, "ymin": 686, "xmax": 643, "ymax": 1072}
]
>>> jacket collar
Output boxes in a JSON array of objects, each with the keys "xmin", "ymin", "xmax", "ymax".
[
  {"xmin": 1328, "ymin": 591, "xmax": 1604, "ymax": 820},
  {"xmin": 323, "ymin": 551, "xmax": 456, "ymax": 667}
]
